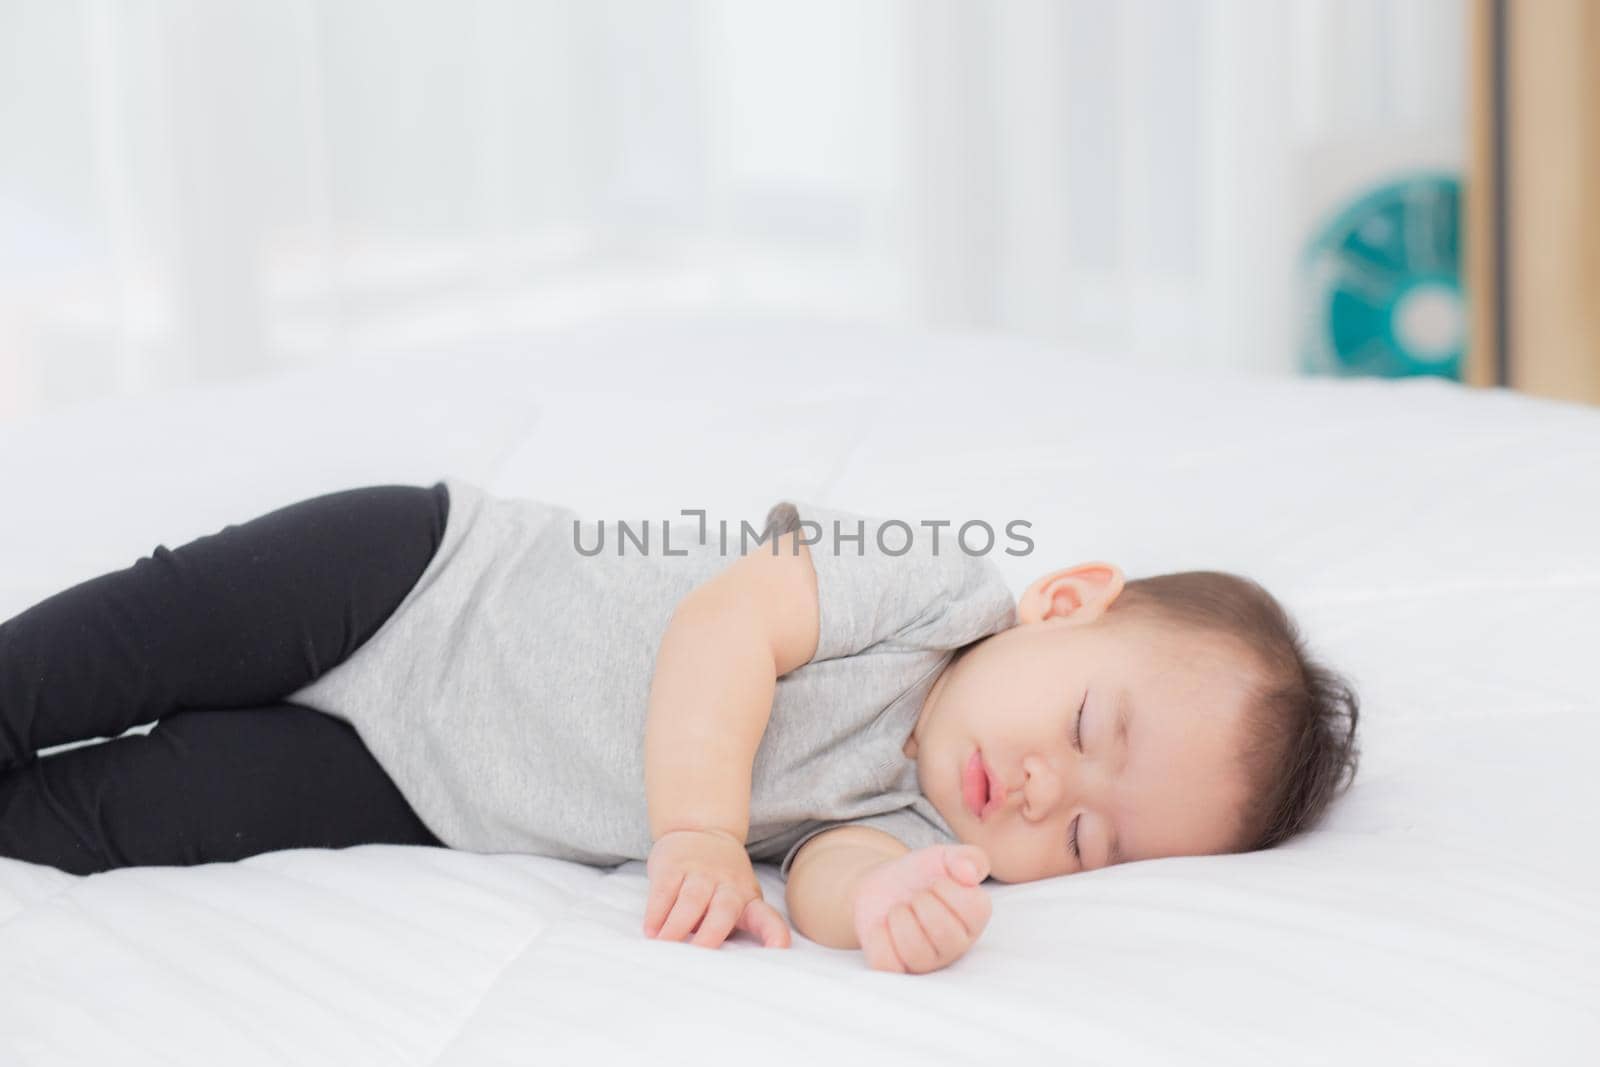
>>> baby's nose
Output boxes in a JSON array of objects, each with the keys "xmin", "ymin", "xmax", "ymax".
[{"xmin": 1003, "ymin": 784, "xmax": 1027, "ymax": 815}]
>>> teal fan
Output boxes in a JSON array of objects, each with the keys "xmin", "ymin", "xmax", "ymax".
[{"xmin": 1301, "ymin": 173, "xmax": 1464, "ymax": 379}]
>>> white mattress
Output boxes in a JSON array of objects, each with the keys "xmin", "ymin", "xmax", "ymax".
[{"xmin": 0, "ymin": 316, "xmax": 1595, "ymax": 1065}]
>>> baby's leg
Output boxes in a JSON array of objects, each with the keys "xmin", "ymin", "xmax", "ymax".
[
  {"xmin": 0, "ymin": 701, "xmax": 442, "ymax": 874},
  {"xmin": 0, "ymin": 482, "xmax": 449, "ymax": 770}
]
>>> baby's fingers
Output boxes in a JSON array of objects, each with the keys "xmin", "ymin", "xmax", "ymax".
[
  {"xmin": 689, "ymin": 884, "xmax": 744, "ymax": 949},
  {"xmin": 737, "ymin": 898, "xmax": 791, "ymax": 949},
  {"xmin": 655, "ymin": 875, "xmax": 714, "ymax": 942},
  {"xmin": 642, "ymin": 870, "xmax": 685, "ymax": 937},
  {"xmin": 930, "ymin": 876, "xmax": 993, "ymax": 940},
  {"xmin": 911, "ymin": 885, "xmax": 972, "ymax": 961},
  {"xmin": 886, "ymin": 902, "xmax": 939, "ymax": 974},
  {"xmin": 860, "ymin": 920, "xmax": 907, "ymax": 974}
]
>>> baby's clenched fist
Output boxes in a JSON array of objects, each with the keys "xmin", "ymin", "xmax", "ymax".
[{"xmin": 851, "ymin": 844, "xmax": 991, "ymax": 974}]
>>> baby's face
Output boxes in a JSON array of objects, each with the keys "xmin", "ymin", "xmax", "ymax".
[{"xmin": 903, "ymin": 562, "xmax": 1260, "ymax": 884}]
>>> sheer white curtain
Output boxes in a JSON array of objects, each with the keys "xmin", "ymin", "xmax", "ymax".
[{"xmin": 0, "ymin": 0, "xmax": 1464, "ymax": 420}]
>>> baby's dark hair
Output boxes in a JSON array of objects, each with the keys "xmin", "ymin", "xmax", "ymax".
[{"xmin": 1106, "ymin": 571, "xmax": 1361, "ymax": 853}]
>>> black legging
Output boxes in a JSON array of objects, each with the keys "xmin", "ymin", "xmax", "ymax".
[{"xmin": 0, "ymin": 482, "xmax": 451, "ymax": 874}]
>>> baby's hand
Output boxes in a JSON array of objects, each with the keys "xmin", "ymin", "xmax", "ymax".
[
  {"xmin": 643, "ymin": 829, "xmax": 791, "ymax": 949},
  {"xmin": 851, "ymin": 844, "xmax": 991, "ymax": 974}
]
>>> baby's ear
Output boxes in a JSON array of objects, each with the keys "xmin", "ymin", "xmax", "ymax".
[{"xmin": 1019, "ymin": 562, "xmax": 1125, "ymax": 625}]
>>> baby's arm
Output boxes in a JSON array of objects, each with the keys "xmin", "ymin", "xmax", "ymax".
[
  {"xmin": 789, "ymin": 826, "xmax": 993, "ymax": 973},
  {"xmin": 644, "ymin": 528, "xmax": 818, "ymax": 843},
  {"xmin": 641, "ymin": 529, "xmax": 818, "ymax": 948},
  {"xmin": 786, "ymin": 825, "xmax": 911, "ymax": 947}
]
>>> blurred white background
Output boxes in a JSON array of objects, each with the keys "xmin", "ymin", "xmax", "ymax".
[{"xmin": 0, "ymin": 0, "xmax": 1464, "ymax": 422}]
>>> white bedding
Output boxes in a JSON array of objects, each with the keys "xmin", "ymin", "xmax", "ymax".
[{"xmin": 1, "ymin": 316, "xmax": 1595, "ymax": 1065}]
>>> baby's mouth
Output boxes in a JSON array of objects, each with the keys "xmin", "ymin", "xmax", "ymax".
[
  {"xmin": 963, "ymin": 750, "xmax": 989, "ymax": 819},
  {"xmin": 979, "ymin": 759, "xmax": 1003, "ymax": 820}
]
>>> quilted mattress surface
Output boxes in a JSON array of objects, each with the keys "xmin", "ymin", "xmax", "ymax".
[{"xmin": 0, "ymin": 316, "xmax": 1595, "ymax": 1065}]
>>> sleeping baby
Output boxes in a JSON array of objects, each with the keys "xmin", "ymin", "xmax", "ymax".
[
  {"xmin": 632, "ymin": 497, "xmax": 1361, "ymax": 972},
  {"xmin": 0, "ymin": 478, "xmax": 1360, "ymax": 975}
]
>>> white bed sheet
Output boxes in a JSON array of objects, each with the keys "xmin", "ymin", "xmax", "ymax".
[{"xmin": 0, "ymin": 315, "xmax": 1595, "ymax": 1065}]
